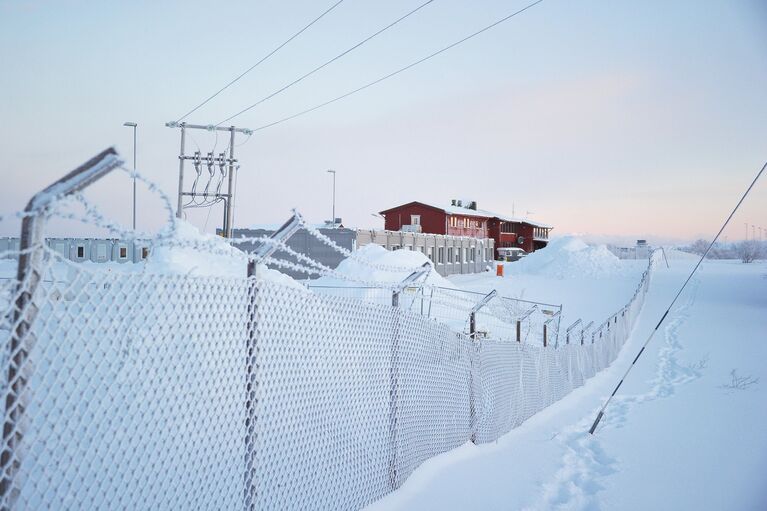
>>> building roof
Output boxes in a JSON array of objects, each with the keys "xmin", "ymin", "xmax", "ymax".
[{"xmin": 380, "ymin": 201, "xmax": 553, "ymax": 229}]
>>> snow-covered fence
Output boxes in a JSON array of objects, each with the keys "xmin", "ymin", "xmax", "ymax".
[
  {"xmin": 0, "ymin": 150, "xmax": 655, "ymax": 510},
  {"xmin": 308, "ymin": 284, "xmax": 562, "ymax": 347}
]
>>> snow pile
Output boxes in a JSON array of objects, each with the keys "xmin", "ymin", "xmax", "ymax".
[
  {"xmin": 315, "ymin": 244, "xmax": 455, "ymax": 288},
  {"xmin": 145, "ymin": 220, "xmax": 305, "ymax": 290},
  {"xmin": 510, "ymin": 237, "xmax": 623, "ymax": 279},
  {"xmin": 145, "ymin": 220, "xmax": 247, "ymax": 278}
]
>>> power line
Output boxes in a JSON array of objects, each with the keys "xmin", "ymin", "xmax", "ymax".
[
  {"xmin": 589, "ymin": 159, "xmax": 767, "ymax": 435},
  {"xmin": 176, "ymin": 0, "xmax": 346, "ymax": 123},
  {"xmin": 217, "ymin": 0, "xmax": 437, "ymax": 126},
  {"xmin": 249, "ymin": 0, "xmax": 545, "ymax": 132}
]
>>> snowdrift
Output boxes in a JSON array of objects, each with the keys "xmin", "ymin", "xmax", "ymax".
[
  {"xmin": 145, "ymin": 220, "xmax": 305, "ymax": 290},
  {"xmin": 509, "ymin": 237, "xmax": 623, "ymax": 279},
  {"xmin": 315, "ymin": 244, "xmax": 455, "ymax": 288}
]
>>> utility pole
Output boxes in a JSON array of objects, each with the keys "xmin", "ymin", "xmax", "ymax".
[
  {"xmin": 123, "ymin": 122, "xmax": 138, "ymax": 229},
  {"xmin": 327, "ymin": 169, "xmax": 336, "ymax": 227},
  {"xmin": 166, "ymin": 121, "xmax": 252, "ymax": 238}
]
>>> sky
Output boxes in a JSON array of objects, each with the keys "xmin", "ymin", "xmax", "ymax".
[{"xmin": 1, "ymin": 0, "xmax": 766, "ymax": 244}]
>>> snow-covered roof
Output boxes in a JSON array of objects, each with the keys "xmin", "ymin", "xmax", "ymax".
[{"xmin": 382, "ymin": 201, "xmax": 553, "ymax": 229}]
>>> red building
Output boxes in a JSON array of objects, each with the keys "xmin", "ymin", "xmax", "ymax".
[{"xmin": 379, "ymin": 200, "xmax": 552, "ymax": 258}]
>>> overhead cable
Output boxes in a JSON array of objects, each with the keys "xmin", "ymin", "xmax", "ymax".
[
  {"xmin": 217, "ymin": 0, "xmax": 437, "ymax": 125},
  {"xmin": 250, "ymin": 0, "xmax": 545, "ymax": 132},
  {"xmin": 176, "ymin": 0, "xmax": 346, "ymax": 123}
]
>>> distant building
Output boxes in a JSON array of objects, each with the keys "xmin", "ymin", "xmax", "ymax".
[{"xmin": 379, "ymin": 200, "xmax": 552, "ymax": 259}]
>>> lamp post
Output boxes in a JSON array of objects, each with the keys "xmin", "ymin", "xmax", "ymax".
[
  {"xmin": 327, "ymin": 169, "xmax": 336, "ymax": 227},
  {"xmin": 123, "ymin": 122, "xmax": 137, "ymax": 229}
]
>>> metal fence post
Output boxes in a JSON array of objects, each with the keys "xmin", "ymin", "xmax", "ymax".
[
  {"xmin": 466, "ymin": 289, "xmax": 498, "ymax": 445},
  {"xmin": 242, "ymin": 212, "xmax": 305, "ymax": 505},
  {"xmin": 1, "ymin": 148, "xmax": 123, "ymax": 506},
  {"xmin": 389, "ymin": 262, "xmax": 430, "ymax": 489},
  {"xmin": 244, "ymin": 260, "xmax": 258, "ymax": 510},
  {"xmin": 565, "ymin": 319, "xmax": 582, "ymax": 347}
]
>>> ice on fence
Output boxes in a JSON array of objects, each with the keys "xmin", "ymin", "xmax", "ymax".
[{"xmin": 0, "ymin": 194, "xmax": 654, "ymax": 511}]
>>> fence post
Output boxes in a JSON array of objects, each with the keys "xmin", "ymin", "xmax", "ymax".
[
  {"xmin": 565, "ymin": 319, "xmax": 582, "ymax": 348},
  {"xmin": 1, "ymin": 149, "xmax": 123, "ymax": 506},
  {"xmin": 243, "ymin": 212, "xmax": 305, "ymax": 507},
  {"xmin": 389, "ymin": 262, "xmax": 431, "ymax": 489},
  {"xmin": 245, "ymin": 260, "xmax": 258, "ymax": 509},
  {"xmin": 516, "ymin": 321, "xmax": 521, "ymax": 343},
  {"xmin": 467, "ymin": 290, "xmax": 496, "ymax": 444},
  {"xmin": 543, "ymin": 323, "xmax": 548, "ymax": 347},
  {"xmin": 389, "ymin": 288, "xmax": 401, "ymax": 488}
]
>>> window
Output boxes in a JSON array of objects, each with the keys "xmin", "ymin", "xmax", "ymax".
[
  {"xmin": 470, "ymin": 247, "xmax": 475, "ymax": 262},
  {"xmin": 77, "ymin": 246, "xmax": 84, "ymax": 258},
  {"xmin": 456, "ymin": 249, "xmax": 461, "ymax": 264},
  {"xmin": 142, "ymin": 247, "xmax": 150, "ymax": 259},
  {"xmin": 438, "ymin": 247, "xmax": 444, "ymax": 264},
  {"xmin": 447, "ymin": 247, "xmax": 453, "ymax": 264},
  {"xmin": 119, "ymin": 247, "xmax": 127, "ymax": 259},
  {"xmin": 450, "ymin": 216, "xmax": 457, "ymax": 228},
  {"xmin": 411, "ymin": 215, "xmax": 421, "ymax": 225},
  {"xmin": 464, "ymin": 218, "xmax": 469, "ymax": 228},
  {"xmin": 427, "ymin": 247, "xmax": 434, "ymax": 262}
]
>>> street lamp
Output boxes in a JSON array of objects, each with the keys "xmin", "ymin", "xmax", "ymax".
[
  {"xmin": 123, "ymin": 122, "xmax": 137, "ymax": 229},
  {"xmin": 327, "ymin": 169, "xmax": 336, "ymax": 227}
]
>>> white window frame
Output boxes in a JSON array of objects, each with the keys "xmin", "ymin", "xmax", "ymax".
[{"xmin": 411, "ymin": 215, "xmax": 421, "ymax": 226}]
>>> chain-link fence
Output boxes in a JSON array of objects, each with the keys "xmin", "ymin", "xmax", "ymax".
[{"xmin": 0, "ymin": 150, "xmax": 654, "ymax": 510}]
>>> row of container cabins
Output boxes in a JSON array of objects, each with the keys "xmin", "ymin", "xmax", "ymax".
[{"xmin": 0, "ymin": 238, "xmax": 151, "ymax": 264}]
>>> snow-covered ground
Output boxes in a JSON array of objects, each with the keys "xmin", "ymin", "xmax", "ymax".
[
  {"xmin": 367, "ymin": 257, "xmax": 767, "ymax": 511},
  {"xmin": 450, "ymin": 237, "xmax": 648, "ymax": 331}
]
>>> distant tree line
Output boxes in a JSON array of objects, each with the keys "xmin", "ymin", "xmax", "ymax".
[{"xmin": 681, "ymin": 239, "xmax": 764, "ymax": 263}]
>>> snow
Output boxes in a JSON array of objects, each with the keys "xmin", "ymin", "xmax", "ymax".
[
  {"xmin": 451, "ymin": 239, "xmax": 646, "ymax": 334},
  {"xmin": 314, "ymin": 244, "xmax": 455, "ymax": 288},
  {"xmin": 366, "ymin": 258, "xmax": 767, "ymax": 511},
  {"xmin": 511, "ymin": 236, "xmax": 624, "ymax": 279},
  {"xmin": 145, "ymin": 219, "xmax": 246, "ymax": 278},
  {"xmin": 144, "ymin": 219, "xmax": 305, "ymax": 289}
]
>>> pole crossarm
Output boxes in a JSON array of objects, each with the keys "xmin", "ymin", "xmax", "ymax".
[{"xmin": 166, "ymin": 121, "xmax": 253, "ymax": 135}]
